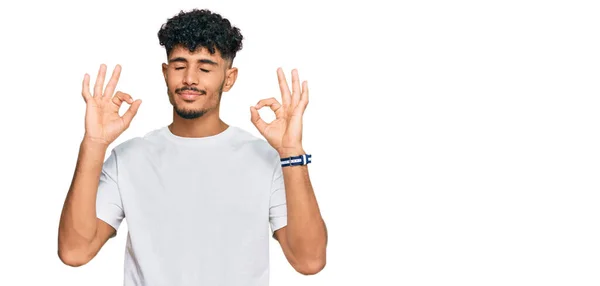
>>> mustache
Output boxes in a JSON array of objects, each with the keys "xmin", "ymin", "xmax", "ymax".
[{"xmin": 175, "ymin": 86, "xmax": 206, "ymax": 95}]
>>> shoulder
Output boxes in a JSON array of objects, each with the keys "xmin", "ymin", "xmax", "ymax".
[
  {"xmin": 109, "ymin": 127, "xmax": 166, "ymax": 158},
  {"xmin": 228, "ymin": 126, "xmax": 280, "ymax": 164}
]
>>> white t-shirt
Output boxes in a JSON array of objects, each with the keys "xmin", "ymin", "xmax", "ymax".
[{"xmin": 96, "ymin": 125, "xmax": 288, "ymax": 286}]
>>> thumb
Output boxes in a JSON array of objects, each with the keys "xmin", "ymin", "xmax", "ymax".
[
  {"xmin": 250, "ymin": 106, "xmax": 267, "ymax": 134},
  {"xmin": 122, "ymin": 99, "xmax": 142, "ymax": 127}
]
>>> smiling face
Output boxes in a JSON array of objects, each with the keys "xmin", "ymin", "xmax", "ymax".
[{"xmin": 162, "ymin": 45, "xmax": 238, "ymax": 119}]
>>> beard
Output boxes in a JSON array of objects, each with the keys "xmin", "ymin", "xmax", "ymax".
[
  {"xmin": 170, "ymin": 80, "xmax": 225, "ymax": 120},
  {"xmin": 175, "ymin": 106, "xmax": 209, "ymax": 119}
]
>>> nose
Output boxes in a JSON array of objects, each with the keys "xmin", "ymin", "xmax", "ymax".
[{"xmin": 183, "ymin": 68, "xmax": 199, "ymax": 86}]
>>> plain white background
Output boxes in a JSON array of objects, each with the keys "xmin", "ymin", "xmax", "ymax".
[{"xmin": 0, "ymin": 0, "xmax": 599, "ymax": 285}]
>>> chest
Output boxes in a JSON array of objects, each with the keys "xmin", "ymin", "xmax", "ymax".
[{"xmin": 116, "ymin": 149, "xmax": 273, "ymax": 235}]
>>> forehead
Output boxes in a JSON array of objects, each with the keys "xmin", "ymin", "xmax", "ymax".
[{"xmin": 169, "ymin": 45, "xmax": 224, "ymax": 64}]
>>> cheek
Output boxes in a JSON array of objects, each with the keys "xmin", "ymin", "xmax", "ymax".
[
  {"xmin": 202, "ymin": 76, "xmax": 224, "ymax": 91},
  {"xmin": 166, "ymin": 75, "xmax": 180, "ymax": 91}
]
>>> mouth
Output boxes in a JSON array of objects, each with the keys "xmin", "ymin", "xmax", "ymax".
[{"xmin": 178, "ymin": 92, "xmax": 203, "ymax": 101}]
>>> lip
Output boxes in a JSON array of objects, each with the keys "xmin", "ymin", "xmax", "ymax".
[{"xmin": 178, "ymin": 92, "xmax": 202, "ymax": 101}]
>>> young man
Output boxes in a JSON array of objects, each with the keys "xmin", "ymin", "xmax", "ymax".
[{"xmin": 57, "ymin": 9, "xmax": 327, "ymax": 285}]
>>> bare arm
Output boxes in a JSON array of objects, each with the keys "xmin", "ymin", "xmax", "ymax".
[
  {"xmin": 57, "ymin": 139, "xmax": 114, "ymax": 267},
  {"xmin": 251, "ymin": 68, "xmax": 327, "ymax": 275},
  {"xmin": 274, "ymin": 161, "xmax": 327, "ymax": 275},
  {"xmin": 57, "ymin": 64, "xmax": 141, "ymax": 267}
]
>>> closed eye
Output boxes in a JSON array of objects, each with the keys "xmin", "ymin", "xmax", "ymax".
[
  {"xmin": 200, "ymin": 69, "xmax": 210, "ymax": 73},
  {"xmin": 175, "ymin": 67, "xmax": 185, "ymax": 70}
]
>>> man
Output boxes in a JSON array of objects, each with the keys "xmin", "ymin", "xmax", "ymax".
[{"xmin": 57, "ymin": 8, "xmax": 327, "ymax": 286}]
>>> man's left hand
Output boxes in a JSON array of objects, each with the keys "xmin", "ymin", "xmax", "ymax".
[{"xmin": 250, "ymin": 68, "xmax": 308, "ymax": 157}]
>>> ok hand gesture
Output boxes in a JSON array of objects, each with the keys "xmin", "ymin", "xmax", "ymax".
[
  {"xmin": 82, "ymin": 64, "xmax": 142, "ymax": 147},
  {"xmin": 250, "ymin": 68, "xmax": 308, "ymax": 157}
]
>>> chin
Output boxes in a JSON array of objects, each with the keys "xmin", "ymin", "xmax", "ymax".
[
  {"xmin": 174, "ymin": 102, "xmax": 210, "ymax": 119},
  {"xmin": 175, "ymin": 107, "xmax": 208, "ymax": 119}
]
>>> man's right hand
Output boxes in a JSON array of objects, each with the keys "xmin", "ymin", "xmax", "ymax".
[{"xmin": 82, "ymin": 64, "xmax": 142, "ymax": 147}]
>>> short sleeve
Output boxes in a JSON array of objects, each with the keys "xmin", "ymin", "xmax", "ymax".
[
  {"xmin": 96, "ymin": 150, "xmax": 125, "ymax": 237},
  {"xmin": 269, "ymin": 160, "xmax": 287, "ymax": 238}
]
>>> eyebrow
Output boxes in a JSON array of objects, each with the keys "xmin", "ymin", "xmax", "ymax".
[{"xmin": 168, "ymin": 57, "xmax": 219, "ymax": 66}]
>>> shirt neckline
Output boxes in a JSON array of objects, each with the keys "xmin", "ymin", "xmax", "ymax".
[{"xmin": 162, "ymin": 125, "xmax": 236, "ymax": 146}]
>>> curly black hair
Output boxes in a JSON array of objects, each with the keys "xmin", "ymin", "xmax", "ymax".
[{"xmin": 157, "ymin": 9, "xmax": 243, "ymax": 63}]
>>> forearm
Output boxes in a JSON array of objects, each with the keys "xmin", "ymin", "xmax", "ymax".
[
  {"xmin": 59, "ymin": 139, "xmax": 107, "ymax": 247},
  {"xmin": 280, "ymin": 153, "xmax": 327, "ymax": 262}
]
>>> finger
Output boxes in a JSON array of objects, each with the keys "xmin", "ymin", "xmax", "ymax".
[
  {"xmin": 299, "ymin": 80, "xmax": 309, "ymax": 110},
  {"xmin": 291, "ymin": 69, "xmax": 301, "ymax": 106},
  {"xmin": 277, "ymin": 68, "xmax": 291, "ymax": 107},
  {"xmin": 104, "ymin": 64, "xmax": 122, "ymax": 98},
  {"xmin": 250, "ymin": 106, "xmax": 268, "ymax": 133},
  {"xmin": 112, "ymin": 91, "xmax": 134, "ymax": 108},
  {"xmin": 255, "ymin": 97, "xmax": 282, "ymax": 110},
  {"xmin": 255, "ymin": 97, "xmax": 284, "ymax": 118},
  {"xmin": 82, "ymin": 73, "xmax": 91, "ymax": 102},
  {"xmin": 121, "ymin": 99, "xmax": 142, "ymax": 127},
  {"xmin": 93, "ymin": 64, "xmax": 107, "ymax": 98}
]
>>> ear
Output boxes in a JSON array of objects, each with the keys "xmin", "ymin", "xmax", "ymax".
[
  {"xmin": 162, "ymin": 63, "xmax": 168, "ymax": 83},
  {"xmin": 222, "ymin": 67, "xmax": 238, "ymax": 92}
]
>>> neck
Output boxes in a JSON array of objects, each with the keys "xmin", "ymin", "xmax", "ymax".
[{"xmin": 168, "ymin": 108, "xmax": 229, "ymax": 138}]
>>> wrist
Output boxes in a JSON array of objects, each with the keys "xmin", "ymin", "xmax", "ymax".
[
  {"xmin": 277, "ymin": 147, "xmax": 305, "ymax": 158},
  {"xmin": 81, "ymin": 136, "xmax": 109, "ymax": 151}
]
